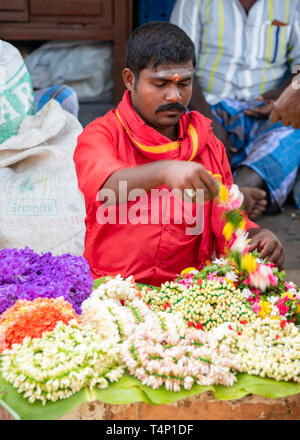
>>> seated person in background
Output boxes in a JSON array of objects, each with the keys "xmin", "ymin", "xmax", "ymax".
[
  {"xmin": 73, "ymin": 22, "xmax": 284, "ymax": 287},
  {"xmin": 171, "ymin": 0, "xmax": 300, "ymax": 219}
]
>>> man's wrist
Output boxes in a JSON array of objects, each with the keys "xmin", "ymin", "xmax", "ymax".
[{"xmin": 247, "ymin": 227, "xmax": 261, "ymax": 239}]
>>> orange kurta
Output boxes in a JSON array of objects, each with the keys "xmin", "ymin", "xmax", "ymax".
[{"xmin": 73, "ymin": 91, "xmax": 257, "ymax": 286}]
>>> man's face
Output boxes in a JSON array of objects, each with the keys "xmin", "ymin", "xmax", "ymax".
[{"xmin": 127, "ymin": 61, "xmax": 194, "ymax": 130}]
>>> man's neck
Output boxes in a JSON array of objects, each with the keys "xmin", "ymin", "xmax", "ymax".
[
  {"xmin": 238, "ymin": 0, "xmax": 257, "ymax": 15},
  {"xmin": 154, "ymin": 124, "xmax": 178, "ymax": 141}
]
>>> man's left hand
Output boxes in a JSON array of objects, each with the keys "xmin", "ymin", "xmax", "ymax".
[
  {"xmin": 243, "ymin": 89, "xmax": 283, "ymax": 119},
  {"xmin": 243, "ymin": 99, "xmax": 274, "ymax": 119},
  {"xmin": 247, "ymin": 228, "xmax": 285, "ymax": 270}
]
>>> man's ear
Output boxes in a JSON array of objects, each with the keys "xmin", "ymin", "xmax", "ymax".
[{"xmin": 122, "ymin": 68, "xmax": 136, "ymax": 91}]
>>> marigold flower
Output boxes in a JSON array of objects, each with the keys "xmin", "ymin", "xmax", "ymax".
[
  {"xmin": 241, "ymin": 254, "xmax": 257, "ymax": 273},
  {"xmin": 0, "ymin": 297, "xmax": 79, "ymax": 352},
  {"xmin": 258, "ymin": 301, "xmax": 272, "ymax": 319},
  {"xmin": 180, "ymin": 267, "xmax": 197, "ymax": 276},
  {"xmin": 219, "ymin": 184, "xmax": 229, "ymax": 203},
  {"xmin": 223, "ymin": 222, "xmax": 235, "ymax": 241}
]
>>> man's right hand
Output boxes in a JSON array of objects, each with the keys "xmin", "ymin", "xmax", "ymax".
[
  {"xmin": 164, "ymin": 161, "xmax": 219, "ymax": 202},
  {"xmin": 269, "ymin": 78, "xmax": 300, "ymax": 129}
]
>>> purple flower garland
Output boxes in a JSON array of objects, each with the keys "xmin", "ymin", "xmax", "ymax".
[{"xmin": 0, "ymin": 247, "xmax": 94, "ymax": 315}]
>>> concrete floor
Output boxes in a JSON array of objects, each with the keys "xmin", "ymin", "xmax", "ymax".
[{"xmin": 78, "ymin": 100, "xmax": 300, "ymax": 286}]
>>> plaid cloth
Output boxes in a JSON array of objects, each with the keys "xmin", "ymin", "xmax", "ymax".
[
  {"xmin": 211, "ymin": 98, "xmax": 300, "ymax": 209},
  {"xmin": 33, "ymin": 85, "xmax": 79, "ymax": 118}
]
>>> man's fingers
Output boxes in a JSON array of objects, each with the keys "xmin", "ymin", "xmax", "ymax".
[
  {"xmin": 291, "ymin": 120, "xmax": 300, "ymax": 129},
  {"xmin": 277, "ymin": 249, "xmax": 286, "ymax": 271},
  {"xmin": 268, "ymin": 245, "xmax": 283, "ymax": 266},
  {"xmin": 258, "ymin": 239, "xmax": 277, "ymax": 260},
  {"xmin": 244, "ymin": 109, "xmax": 257, "ymax": 116},
  {"xmin": 269, "ymin": 109, "xmax": 280, "ymax": 123},
  {"xmin": 195, "ymin": 168, "xmax": 219, "ymax": 199},
  {"xmin": 228, "ymin": 144, "xmax": 238, "ymax": 153},
  {"xmin": 247, "ymin": 237, "xmax": 260, "ymax": 252},
  {"xmin": 244, "ymin": 109, "xmax": 266, "ymax": 119}
]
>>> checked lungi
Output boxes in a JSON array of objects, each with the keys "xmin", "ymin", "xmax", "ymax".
[{"xmin": 34, "ymin": 85, "xmax": 79, "ymax": 118}]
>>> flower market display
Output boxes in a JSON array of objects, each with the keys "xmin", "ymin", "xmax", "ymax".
[
  {"xmin": 1, "ymin": 320, "xmax": 124, "ymax": 405},
  {"xmin": 0, "ymin": 297, "xmax": 80, "ymax": 352},
  {"xmin": 0, "ymin": 247, "xmax": 94, "ymax": 315},
  {"xmin": 140, "ymin": 278, "xmax": 256, "ymax": 330},
  {"xmin": 121, "ymin": 322, "xmax": 239, "ymax": 391},
  {"xmin": 0, "ymin": 180, "xmax": 299, "ymax": 419}
]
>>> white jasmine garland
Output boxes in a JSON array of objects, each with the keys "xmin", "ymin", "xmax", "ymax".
[
  {"xmin": 141, "ymin": 280, "xmax": 256, "ymax": 330},
  {"xmin": 228, "ymin": 318, "xmax": 300, "ymax": 382},
  {"xmin": 92, "ymin": 275, "xmax": 139, "ymax": 304},
  {"xmin": 1, "ymin": 320, "xmax": 124, "ymax": 405},
  {"xmin": 120, "ymin": 322, "xmax": 240, "ymax": 391},
  {"xmin": 81, "ymin": 294, "xmax": 187, "ymax": 350},
  {"xmin": 81, "ymin": 296, "xmax": 136, "ymax": 342}
]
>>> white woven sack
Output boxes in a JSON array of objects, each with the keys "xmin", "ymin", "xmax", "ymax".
[
  {"xmin": 0, "ymin": 40, "xmax": 35, "ymax": 144},
  {"xmin": 0, "ymin": 99, "xmax": 86, "ymax": 256}
]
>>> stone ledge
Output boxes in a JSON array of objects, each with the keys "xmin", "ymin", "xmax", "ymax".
[{"xmin": 1, "ymin": 392, "xmax": 299, "ymax": 420}]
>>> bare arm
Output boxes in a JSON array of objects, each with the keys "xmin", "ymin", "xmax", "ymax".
[{"xmin": 101, "ymin": 159, "xmax": 219, "ymax": 202}]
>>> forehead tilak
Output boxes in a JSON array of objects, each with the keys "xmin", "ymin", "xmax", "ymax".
[{"xmin": 152, "ymin": 67, "xmax": 194, "ymax": 81}]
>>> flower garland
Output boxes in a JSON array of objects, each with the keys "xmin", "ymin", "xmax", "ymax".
[
  {"xmin": 82, "ymin": 282, "xmax": 187, "ymax": 342},
  {"xmin": 141, "ymin": 279, "xmax": 255, "ymax": 331},
  {"xmin": 1, "ymin": 320, "xmax": 124, "ymax": 405},
  {"xmin": 240, "ymin": 278, "xmax": 300, "ymax": 324},
  {"xmin": 92, "ymin": 274, "xmax": 140, "ymax": 305},
  {"xmin": 121, "ymin": 321, "xmax": 239, "ymax": 391},
  {"xmin": 0, "ymin": 247, "xmax": 94, "ymax": 315},
  {"xmin": 81, "ymin": 296, "xmax": 137, "ymax": 343},
  {"xmin": 213, "ymin": 178, "xmax": 280, "ymax": 293},
  {"xmin": 178, "ymin": 259, "xmax": 300, "ymax": 325},
  {"xmin": 227, "ymin": 318, "xmax": 300, "ymax": 383},
  {"xmin": 0, "ymin": 297, "xmax": 80, "ymax": 352}
]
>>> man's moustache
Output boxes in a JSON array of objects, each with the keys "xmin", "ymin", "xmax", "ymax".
[{"xmin": 155, "ymin": 103, "xmax": 186, "ymax": 114}]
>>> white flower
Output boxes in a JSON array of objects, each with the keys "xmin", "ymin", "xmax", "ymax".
[
  {"xmin": 212, "ymin": 257, "xmax": 230, "ymax": 266},
  {"xmin": 224, "ymin": 271, "xmax": 238, "ymax": 282},
  {"xmin": 241, "ymin": 288, "xmax": 252, "ymax": 299},
  {"xmin": 229, "ymin": 228, "xmax": 249, "ymax": 254}
]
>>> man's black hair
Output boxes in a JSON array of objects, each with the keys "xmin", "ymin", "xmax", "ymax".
[{"xmin": 126, "ymin": 21, "xmax": 196, "ymax": 77}]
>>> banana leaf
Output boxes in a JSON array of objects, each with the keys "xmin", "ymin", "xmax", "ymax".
[{"xmin": 1, "ymin": 364, "xmax": 300, "ymax": 420}]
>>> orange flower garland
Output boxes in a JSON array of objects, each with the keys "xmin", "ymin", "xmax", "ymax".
[{"xmin": 0, "ymin": 297, "xmax": 80, "ymax": 352}]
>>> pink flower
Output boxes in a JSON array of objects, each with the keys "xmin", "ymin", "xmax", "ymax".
[
  {"xmin": 284, "ymin": 281, "xmax": 295, "ymax": 291},
  {"xmin": 252, "ymin": 298, "xmax": 261, "ymax": 315},
  {"xmin": 178, "ymin": 274, "xmax": 194, "ymax": 287},
  {"xmin": 207, "ymin": 271, "xmax": 218, "ymax": 281},
  {"xmin": 276, "ymin": 299, "xmax": 290, "ymax": 317},
  {"xmin": 249, "ymin": 263, "xmax": 278, "ymax": 292},
  {"xmin": 243, "ymin": 277, "xmax": 250, "ymax": 285}
]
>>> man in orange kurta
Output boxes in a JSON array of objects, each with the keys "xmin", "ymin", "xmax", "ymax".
[{"xmin": 73, "ymin": 22, "xmax": 284, "ymax": 286}]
